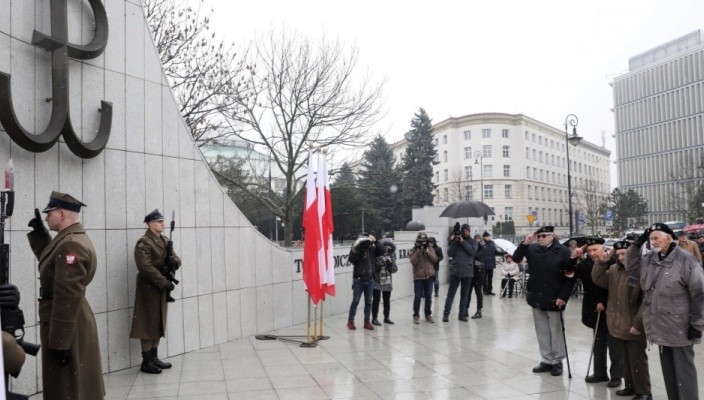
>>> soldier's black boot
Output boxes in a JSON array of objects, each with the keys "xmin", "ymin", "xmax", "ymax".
[
  {"xmin": 141, "ymin": 351, "xmax": 162, "ymax": 374},
  {"xmin": 151, "ymin": 348, "xmax": 172, "ymax": 369}
]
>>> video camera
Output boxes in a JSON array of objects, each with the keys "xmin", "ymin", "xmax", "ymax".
[{"xmin": 453, "ymin": 222, "xmax": 461, "ymax": 236}]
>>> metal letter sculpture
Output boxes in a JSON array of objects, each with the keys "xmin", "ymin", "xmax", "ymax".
[{"xmin": 0, "ymin": 0, "xmax": 111, "ymax": 159}]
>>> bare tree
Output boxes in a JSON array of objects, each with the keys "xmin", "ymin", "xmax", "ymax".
[
  {"xmin": 446, "ymin": 169, "xmax": 472, "ymax": 203},
  {"xmin": 143, "ymin": 0, "xmax": 252, "ymax": 145},
  {"xmin": 573, "ymin": 178, "xmax": 610, "ymax": 235},
  {"xmin": 218, "ymin": 28, "xmax": 385, "ymax": 246},
  {"xmin": 665, "ymin": 154, "xmax": 704, "ymax": 223}
]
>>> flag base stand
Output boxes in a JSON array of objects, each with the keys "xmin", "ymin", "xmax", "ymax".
[{"xmin": 255, "ymin": 296, "xmax": 330, "ymax": 348}]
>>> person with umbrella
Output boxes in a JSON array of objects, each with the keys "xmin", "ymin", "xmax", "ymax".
[
  {"xmin": 442, "ymin": 224, "xmax": 476, "ymax": 322},
  {"xmin": 512, "ymin": 226, "xmax": 577, "ymax": 376}
]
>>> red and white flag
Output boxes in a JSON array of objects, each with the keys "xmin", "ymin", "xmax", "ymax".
[
  {"xmin": 302, "ymin": 151, "xmax": 335, "ymax": 304},
  {"xmin": 317, "ymin": 154, "xmax": 335, "ymax": 297}
]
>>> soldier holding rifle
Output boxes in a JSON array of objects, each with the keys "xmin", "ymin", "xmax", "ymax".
[{"xmin": 130, "ymin": 209, "xmax": 181, "ymax": 374}]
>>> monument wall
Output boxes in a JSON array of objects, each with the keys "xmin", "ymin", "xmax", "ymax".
[{"xmin": 0, "ymin": 0, "xmax": 421, "ymax": 395}]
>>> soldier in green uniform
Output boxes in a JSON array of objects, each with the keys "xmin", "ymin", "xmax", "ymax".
[
  {"xmin": 130, "ymin": 209, "xmax": 181, "ymax": 374},
  {"xmin": 27, "ymin": 191, "xmax": 105, "ymax": 399}
]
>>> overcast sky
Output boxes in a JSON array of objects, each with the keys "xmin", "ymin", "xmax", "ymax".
[{"xmin": 205, "ymin": 0, "xmax": 704, "ymax": 186}]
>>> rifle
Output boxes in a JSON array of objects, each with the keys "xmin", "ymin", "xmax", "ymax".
[
  {"xmin": 1, "ymin": 161, "xmax": 40, "ymax": 400},
  {"xmin": 162, "ymin": 210, "xmax": 179, "ymax": 303}
]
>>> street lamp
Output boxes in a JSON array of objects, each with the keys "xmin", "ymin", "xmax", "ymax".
[
  {"xmin": 474, "ymin": 151, "xmax": 484, "ymax": 202},
  {"xmin": 564, "ymin": 114, "xmax": 583, "ymax": 237}
]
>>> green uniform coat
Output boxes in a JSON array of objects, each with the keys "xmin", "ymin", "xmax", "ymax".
[
  {"xmin": 130, "ymin": 229, "xmax": 181, "ymax": 340},
  {"xmin": 27, "ymin": 223, "xmax": 105, "ymax": 400}
]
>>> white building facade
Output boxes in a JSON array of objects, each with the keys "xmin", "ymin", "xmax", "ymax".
[
  {"xmin": 613, "ymin": 30, "xmax": 704, "ymax": 224},
  {"xmin": 390, "ymin": 113, "xmax": 612, "ymax": 236}
]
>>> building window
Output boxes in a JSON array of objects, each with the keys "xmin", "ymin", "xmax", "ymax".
[
  {"xmin": 464, "ymin": 130, "xmax": 471, "ymax": 140},
  {"xmin": 502, "ymin": 145, "xmax": 510, "ymax": 158},
  {"xmin": 504, "ymin": 207, "xmax": 514, "ymax": 221},
  {"xmin": 503, "ymin": 165, "xmax": 510, "ymax": 177},
  {"xmin": 435, "ymin": 171, "xmax": 440, "ymax": 182},
  {"xmin": 464, "ymin": 147, "xmax": 472, "ymax": 159},
  {"xmin": 443, "ymin": 169, "xmax": 448, "ymax": 182},
  {"xmin": 443, "ymin": 150, "xmax": 447, "ymax": 162},
  {"xmin": 525, "ymin": 131, "xmax": 529, "ymax": 140},
  {"xmin": 443, "ymin": 188, "xmax": 448, "ymax": 202},
  {"xmin": 532, "ymin": 133, "xmax": 536, "ymax": 143},
  {"xmin": 464, "ymin": 166, "xmax": 472, "ymax": 180},
  {"xmin": 465, "ymin": 185, "xmax": 472, "ymax": 200},
  {"xmin": 525, "ymin": 147, "xmax": 530, "ymax": 158},
  {"xmin": 539, "ymin": 151, "xmax": 544, "ymax": 163},
  {"xmin": 526, "ymin": 167, "xmax": 531, "ymax": 179},
  {"xmin": 539, "ymin": 136, "xmax": 543, "ymax": 145},
  {"xmin": 482, "ymin": 145, "xmax": 492, "ymax": 158},
  {"xmin": 482, "ymin": 128, "xmax": 491, "ymax": 138},
  {"xmin": 505, "ymin": 185, "xmax": 512, "ymax": 198},
  {"xmin": 527, "ymin": 185, "xmax": 532, "ymax": 199},
  {"xmin": 502, "ymin": 129, "xmax": 509, "ymax": 138},
  {"xmin": 483, "ymin": 164, "xmax": 492, "ymax": 177},
  {"xmin": 484, "ymin": 184, "xmax": 493, "ymax": 199},
  {"xmin": 443, "ymin": 135, "xmax": 447, "ymax": 145}
]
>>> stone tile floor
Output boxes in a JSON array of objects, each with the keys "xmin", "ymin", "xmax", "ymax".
[{"xmin": 30, "ymin": 286, "xmax": 704, "ymax": 399}]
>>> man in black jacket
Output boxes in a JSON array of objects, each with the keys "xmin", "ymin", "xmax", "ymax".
[
  {"xmin": 347, "ymin": 233, "xmax": 381, "ymax": 331},
  {"xmin": 429, "ymin": 237, "xmax": 444, "ymax": 297},
  {"xmin": 482, "ymin": 232, "xmax": 497, "ymax": 295},
  {"xmin": 442, "ymin": 225, "xmax": 476, "ymax": 322},
  {"xmin": 513, "ymin": 226, "xmax": 576, "ymax": 377}
]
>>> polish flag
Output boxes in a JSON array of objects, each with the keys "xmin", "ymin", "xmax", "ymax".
[
  {"xmin": 302, "ymin": 151, "xmax": 324, "ymax": 304},
  {"xmin": 317, "ymin": 154, "xmax": 335, "ymax": 297}
]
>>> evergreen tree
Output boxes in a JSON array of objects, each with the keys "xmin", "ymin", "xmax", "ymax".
[
  {"xmin": 612, "ymin": 188, "xmax": 648, "ymax": 231},
  {"xmin": 397, "ymin": 108, "xmax": 438, "ymax": 227},
  {"xmin": 358, "ymin": 135, "xmax": 400, "ymax": 235},
  {"xmin": 331, "ymin": 163, "xmax": 364, "ymax": 240}
]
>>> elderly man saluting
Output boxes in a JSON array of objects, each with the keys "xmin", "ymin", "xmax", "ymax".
[
  {"xmin": 512, "ymin": 226, "xmax": 576, "ymax": 377},
  {"xmin": 627, "ymin": 223, "xmax": 704, "ymax": 400}
]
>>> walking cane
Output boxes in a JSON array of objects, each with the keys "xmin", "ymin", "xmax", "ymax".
[
  {"xmin": 559, "ymin": 309, "xmax": 572, "ymax": 379},
  {"xmin": 585, "ymin": 311, "xmax": 601, "ymax": 378}
]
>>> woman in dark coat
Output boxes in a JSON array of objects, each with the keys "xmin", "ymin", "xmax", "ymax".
[{"xmin": 130, "ymin": 210, "xmax": 181, "ymax": 374}]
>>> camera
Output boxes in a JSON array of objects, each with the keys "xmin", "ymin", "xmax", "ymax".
[
  {"xmin": 453, "ymin": 222, "xmax": 461, "ymax": 236},
  {"xmin": 414, "ymin": 239, "xmax": 427, "ymax": 250}
]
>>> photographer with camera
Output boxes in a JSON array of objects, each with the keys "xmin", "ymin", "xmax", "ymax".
[
  {"xmin": 442, "ymin": 223, "xmax": 476, "ymax": 322},
  {"xmin": 410, "ymin": 233, "xmax": 437, "ymax": 324},
  {"xmin": 348, "ymin": 233, "xmax": 382, "ymax": 330},
  {"xmin": 428, "ymin": 237, "xmax": 444, "ymax": 297},
  {"xmin": 371, "ymin": 239, "xmax": 398, "ymax": 326}
]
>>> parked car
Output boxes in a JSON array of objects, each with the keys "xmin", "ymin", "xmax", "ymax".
[{"xmin": 602, "ymin": 238, "xmax": 620, "ymax": 251}]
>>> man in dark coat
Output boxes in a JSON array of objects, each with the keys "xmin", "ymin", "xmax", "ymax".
[
  {"xmin": 574, "ymin": 237, "xmax": 623, "ymax": 388},
  {"xmin": 442, "ymin": 225, "xmax": 476, "ymax": 322},
  {"xmin": 482, "ymin": 231, "xmax": 497, "ymax": 295},
  {"xmin": 468, "ymin": 234, "xmax": 486, "ymax": 319},
  {"xmin": 512, "ymin": 226, "xmax": 576, "ymax": 377},
  {"xmin": 348, "ymin": 233, "xmax": 382, "ymax": 330},
  {"xmin": 130, "ymin": 209, "xmax": 182, "ymax": 374},
  {"xmin": 27, "ymin": 191, "xmax": 105, "ymax": 399}
]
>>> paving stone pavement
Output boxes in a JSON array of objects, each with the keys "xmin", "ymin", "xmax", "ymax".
[{"xmin": 29, "ymin": 283, "xmax": 704, "ymax": 399}]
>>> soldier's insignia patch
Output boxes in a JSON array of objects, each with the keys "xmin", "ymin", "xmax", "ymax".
[{"xmin": 65, "ymin": 254, "xmax": 76, "ymax": 264}]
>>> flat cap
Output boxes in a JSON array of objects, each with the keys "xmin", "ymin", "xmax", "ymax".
[
  {"xmin": 42, "ymin": 191, "xmax": 86, "ymax": 213},
  {"xmin": 144, "ymin": 209, "xmax": 165, "ymax": 223},
  {"xmin": 482, "ymin": 231, "xmax": 491, "ymax": 238}
]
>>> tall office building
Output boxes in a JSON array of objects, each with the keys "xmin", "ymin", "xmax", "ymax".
[
  {"xmin": 387, "ymin": 113, "xmax": 611, "ymax": 236},
  {"xmin": 613, "ymin": 30, "xmax": 704, "ymax": 223}
]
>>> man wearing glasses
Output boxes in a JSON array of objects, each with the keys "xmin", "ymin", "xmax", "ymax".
[{"xmin": 513, "ymin": 226, "xmax": 576, "ymax": 376}]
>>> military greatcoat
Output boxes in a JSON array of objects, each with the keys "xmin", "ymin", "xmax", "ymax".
[
  {"xmin": 27, "ymin": 223, "xmax": 105, "ymax": 400},
  {"xmin": 130, "ymin": 229, "xmax": 181, "ymax": 340}
]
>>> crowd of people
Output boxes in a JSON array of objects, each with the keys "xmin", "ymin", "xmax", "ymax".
[{"xmin": 346, "ymin": 223, "xmax": 704, "ymax": 400}]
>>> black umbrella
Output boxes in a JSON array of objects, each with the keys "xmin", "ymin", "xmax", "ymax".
[{"xmin": 439, "ymin": 200, "xmax": 495, "ymax": 219}]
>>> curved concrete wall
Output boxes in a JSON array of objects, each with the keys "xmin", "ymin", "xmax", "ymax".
[{"xmin": 0, "ymin": 1, "xmax": 420, "ymax": 396}]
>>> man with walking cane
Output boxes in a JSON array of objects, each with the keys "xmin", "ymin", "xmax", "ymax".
[
  {"xmin": 574, "ymin": 237, "xmax": 623, "ymax": 388},
  {"xmin": 512, "ymin": 226, "xmax": 576, "ymax": 377},
  {"xmin": 627, "ymin": 223, "xmax": 703, "ymax": 400},
  {"xmin": 592, "ymin": 240, "xmax": 652, "ymax": 399}
]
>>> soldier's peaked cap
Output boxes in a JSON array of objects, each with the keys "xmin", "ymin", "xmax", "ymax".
[
  {"xmin": 144, "ymin": 209, "xmax": 165, "ymax": 223},
  {"xmin": 42, "ymin": 191, "xmax": 86, "ymax": 213}
]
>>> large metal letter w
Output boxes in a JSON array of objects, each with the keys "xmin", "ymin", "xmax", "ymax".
[{"xmin": 0, "ymin": 0, "xmax": 112, "ymax": 159}]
